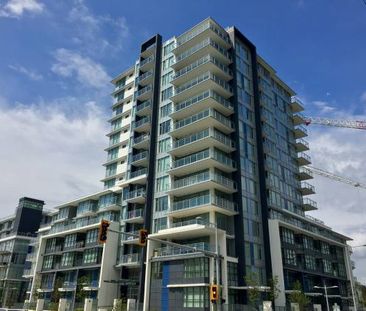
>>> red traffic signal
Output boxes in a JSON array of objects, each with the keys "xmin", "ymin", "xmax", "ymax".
[
  {"xmin": 210, "ymin": 284, "xmax": 219, "ymax": 302},
  {"xmin": 138, "ymin": 229, "xmax": 148, "ymax": 246},
  {"xmin": 98, "ymin": 220, "xmax": 110, "ymax": 244}
]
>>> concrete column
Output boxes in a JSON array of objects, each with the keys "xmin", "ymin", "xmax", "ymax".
[
  {"xmin": 58, "ymin": 298, "xmax": 67, "ymax": 311},
  {"xmin": 36, "ymin": 298, "xmax": 44, "ymax": 311},
  {"xmin": 127, "ymin": 298, "xmax": 136, "ymax": 311},
  {"xmin": 143, "ymin": 239, "xmax": 159, "ymax": 311},
  {"xmin": 84, "ymin": 298, "xmax": 94, "ymax": 311}
]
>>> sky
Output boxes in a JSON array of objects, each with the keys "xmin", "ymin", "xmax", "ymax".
[{"xmin": 0, "ymin": 0, "xmax": 365, "ymax": 283}]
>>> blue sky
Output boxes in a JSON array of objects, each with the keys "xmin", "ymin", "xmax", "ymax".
[{"xmin": 0, "ymin": 0, "xmax": 366, "ymax": 282}]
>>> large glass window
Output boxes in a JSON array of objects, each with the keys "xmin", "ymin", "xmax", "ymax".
[
  {"xmin": 162, "ymin": 72, "xmax": 174, "ymax": 86},
  {"xmin": 155, "ymin": 196, "xmax": 168, "ymax": 212},
  {"xmin": 157, "ymin": 156, "xmax": 171, "ymax": 173},
  {"xmin": 158, "ymin": 138, "xmax": 171, "ymax": 153},
  {"xmin": 159, "ymin": 120, "xmax": 171, "ymax": 135},
  {"xmin": 160, "ymin": 102, "xmax": 172, "ymax": 118},
  {"xmin": 183, "ymin": 287, "xmax": 209, "ymax": 308},
  {"xmin": 64, "ymin": 234, "xmax": 77, "ymax": 249},
  {"xmin": 86, "ymin": 229, "xmax": 98, "ymax": 245},
  {"xmin": 161, "ymin": 87, "xmax": 173, "ymax": 101},
  {"xmin": 153, "ymin": 217, "xmax": 167, "ymax": 232},
  {"xmin": 83, "ymin": 248, "xmax": 100, "ymax": 265},
  {"xmin": 184, "ymin": 258, "xmax": 209, "ymax": 278},
  {"xmin": 61, "ymin": 252, "xmax": 74, "ymax": 267},
  {"xmin": 156, "ymin": 176, "xmax": 170, "ymax": 192}
]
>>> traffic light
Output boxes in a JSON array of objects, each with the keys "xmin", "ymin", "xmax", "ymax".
[
  {"xmin": 138, "ymin": 229, "xmax": 148, "ymax": 246},
  {"xmin": 210, "ymin": 284, "xmax": 219, "ymax": 302},
  {"xmin": 98, "ymin": 220, "xmax": 110, "ymax": 243}
]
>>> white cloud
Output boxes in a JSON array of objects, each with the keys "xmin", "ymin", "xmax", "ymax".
[
  {"xmin": 0, "ymin": 0, "xmax": 43, "ymax": 18},
  {"xmin": 313, "ymin": 100, "xmax": 336, "ymax": 114},
  {"xmin": 8, "ymin": 64, "xmax": 43, "ymax": 80},
  {"xmin": 0, "ymin": 98, "xmax": 108, "ymax": 215},
  {"xmin": 51, "ymin": 48, "xmax": 111, "ymax": 89},
  {"xmin": 306, "ymin": 120, "xmax": 366, "ymax": 283},
  {"xmin": 360, "ymin": 92, "xmax": 366, "ymax": 103},
  {"xmin": 67, "ymin": 0, "xmax": 129, "ymax": 56}
]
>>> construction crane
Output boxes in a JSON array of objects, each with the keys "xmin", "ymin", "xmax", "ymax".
[
  {"xmin": 304, "ymin": 117, "xmax": 366, "ymax": 130},
  {"xmin": 305, "ymin": 165, "xmax": 366, "ymax": 190}
]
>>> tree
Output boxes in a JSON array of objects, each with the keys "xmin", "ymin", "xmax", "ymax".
[
  {"xmin": 268, "ymin": 275, "xmax": 281, "ymax": 303},
  {"xmin": 75, "ymin": 275, "xmax": 91, "ymax": 302},
  {"xmin": 245, "ymin": 272, "xmax": 261, "ymax": 310},
  {"xmin": 289, "ymin": 280, "xmax": 310, "ymax": 311}
]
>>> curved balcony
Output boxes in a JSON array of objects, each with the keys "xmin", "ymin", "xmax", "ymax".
[
  {"xmin": 172, "ymin": 38, "xmax": 232, "ymax": 70},
  {"xmin": 168, "ymin": 170, "xmax": 236, "ymax": 197},
  {"xmin": 170, "ymin": 90, "xmax": 233, "ymax": 120},
  {"xmin": 171, "ymin": 55, "xmax": 232, "ymax": 87},
  {"xmin": 170, "ymin": 128, "xmax": 235, "ymax": 157},
  {"xmin": 170, "ymin": 108, "xmax": 234, "ymax": 138},
  {"xmin": 171, "ymin": 72, "xmax": 233, "ymax": 103},
  {"xmin": 169, "ymin": 149, "xmax": 236, "ymax": 177}
]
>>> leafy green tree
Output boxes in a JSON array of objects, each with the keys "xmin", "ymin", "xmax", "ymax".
[
  {"xmin": 289, "ymin": 280, "xmax": 310, "ymax": 311},
  {"xmin": 268, "ymin": 275, "xmax": 281, "ymax": 303},
  {"xmin": 245, "ymin": 272, "xmax": 261, "ymax": 310}
]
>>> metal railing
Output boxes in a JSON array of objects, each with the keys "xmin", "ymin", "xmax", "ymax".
[
  {"xmin": 153, "ymin": 242, "xmax": 213, "ymax": 258},
  {"xmin": 133, "ymin": 116, "xmax": 151, "ymax": 129},
  {"xmin": 133, "ymin": 134, "xmax": 150, "ymax": 145},
  {"xmin": 131, "ymin": 151, "xmax": 148, "ymax": 163},
  {"xmin": 140, "ymin": 55, "xmax": 154, "ymax": 67},
  {"xmin": 129, "ymin": 168, "xmax": 148, "ymax": 179},
  {"xmin": 172, "ymin": 171, "xmax": 235, "ymax": 190},
  {"xmin": 119, "ymin": 253, "xmax": 140, "ymax": 264},
  {"xmin": 136, "ymin": 100, "xmax": 151, "ymax": 112},
  {"xmin": 123, "ymin": 189, "xmax": 146, "ymax": 201}
]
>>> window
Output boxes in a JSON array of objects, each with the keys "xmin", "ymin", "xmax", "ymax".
[
  {"xmin": 106, "ymin": 163, "xmax": 117, "ymax": 177},
  {"xmin": 157, "ymin": 156, "xmax": 171, "ymax": 173},
  {"xmin": 158, "ymin": 138, "xmax": 171, "ymax": 153},
  {"xmin": 159, "ymin": 120, "xmax": 171, "ymax": 135},
  {"xmin": 323, "ymin": 259, "xmax": 332, "ymax": 274},
  {"xmin": 107, "ymin": 148, "xmax": 119, "ymax": 161},
  {"xmin": 111, "ymin": 119, "xmax": 121, "ymax": 131},
  {"xmin": 281, "ymin": 228, "xmax": 295, "ymax": 245},
  {"xmin": 109, "ymin": 133, "xmax": 120, "ymax": 146},
  {"xmin": 61, "ymin": 252, "xmax": 74, "ymax": 267},
  {"xmin": 160, "ymin": 102, "xmax": 172, "ymax": 118},
  {"xmin": 304, "ymin": 255, "xmax": 316, "ymax": 270},
  {"xmin": 83, "ymin": 248, "xmax": 99, "ymax": 264},
  {"xmin": 156, "ymin": 176, "xmax": 169, "ymax": 192},
  {"xmin": 161, "ymin": 87, "xmax": 173, "ymax": 101},
  {"xmin": 154, "ymin": 217, "xmax": 167, "ymax": 232},
  {"xmin": 64, "ymin": 234, "xmax": 77, "ymax": 249},
  {"xmin": 162, "ymin": 56, "xmax": 174, "ymax": 70},
  {"xmin": 162, "ymin": 71, "xmax": 174, "ymax": 86},
  {"xmin": 184, "ymin": 258, "xmax": 209, "ymax": 278},
  {"xmin": 183, "ymin": 287, "xmax": 209, "ymax": 308},
  {"xmin": 155, "ymin": 196, "xmax": 168, "ymax": 212},
  {"xmin": 42, "ymin": 256, "xmax": 53, "ymax": 270},
  {"xmin": 163, "ymin": 42, "xmax": 175, "ymax": 56},
  {"xmin": 104, "ymin": 178, "xmax": 116, "ymax": 189},
  {"xmin": 227, "ymin": 262, "xmax": 238, "ymax": 286},
  {"xmin": 86, "ymin": 229, "xmax": 98, "ymax": 245},
  {"xmin": 283, "ymin": 249, "xmax": 296, "ymax": 266}
]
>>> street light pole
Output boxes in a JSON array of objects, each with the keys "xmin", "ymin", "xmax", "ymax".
[
  {"xmin": 215, "ymin": 221, "xmax": 221, "ymax": 311},
  {"xmin": 314, "ymin": 284, "xmax": 338, "ymax": 311}
]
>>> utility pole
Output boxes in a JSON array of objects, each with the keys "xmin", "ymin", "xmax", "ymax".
[{"xmin": 314, "ymin": 284, "xmax": 338, "ymax": 311}]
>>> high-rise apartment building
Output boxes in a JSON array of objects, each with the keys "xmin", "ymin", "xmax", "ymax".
[
  {"xmin": 23, "ymin": 17, "xmax": 355, "ymax": 311},
  {"xmin": 0, "ymin": 197, "xmax": 49, "ymax": 309}
]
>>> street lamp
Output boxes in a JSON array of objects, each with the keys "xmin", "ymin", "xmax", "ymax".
[{"xmin": 314, "ymin": 284, "xmax": 338, "ymax": 311}]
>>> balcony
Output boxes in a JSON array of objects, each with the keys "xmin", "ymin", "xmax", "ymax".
[
  {"xmin": 123, "ymin": 189, "xmax": 146, "ymax": 204},
  {"xmin": 130, "ymin": 151, "xmax": 148, "ymax": 167},
  {"xmin": 295, "ymin": 138, "xmax": 309, "ymax": 152},
  {"xmin": 173, "ymin": 19, "xmax": 231, "ymax": 55},
  {"xmin": 293, "ymin": 113, "xmax": 306, "ymax": 126},
  {"xmin": 48, "ymin": 217, "xmax": 100, "ymax": 235},
  {"xmin": 137, "ymin": 70, "xmax": 153, "ymax": 86},
  {"xmin": 168, "ymin": 171, "xmax": 236, "ymax": 197},
  {"xmin": 299, "ymin": 182, "xmax": 315, "ymax": 195},
  {"xmin": 169, "ymin": 149, "xmax": 236, "ymax": 177},
  {"xmin": 154, "ymin": 218, "xmax": 217, "ymax": 239},
  {"xmin": 294, "ymin": 125, "xmax": 308, "ymax": 139},
  {"xmin": 290, "ymin": 96, "xmax": 305, "ymax": 113},
  {"xmin": 59, "ymin": 281, "xmax": 77, "ymax": 292},
  {"xmin": 170, "ymin": 194, "xmax": 237, "ymax": 218},
  {"xmin": 135, "ymin": 100, "xmax": 152, "ymax": 117},
  {"xmin": 298, "ymin": 167, "xmax": 313, "ymax": 181},
  {"xmin": 121, "ymin": 230, "xmax": 139, "ymax": 244},
  {"xmin": 139, "ymin": 55, "xmax": 154, "ymax": 72},
  {"xmin": 122, "ymin": 209, "xmax": 144, "ymax": 224},
  {"xmin": 117, "ymin": 253, "xmax": 141, "ymax": 267},
  {"xmin": 170, "ymin": 90, "xmax": 233, "ymax": 120},
  {"xmin": 97, "ymin": 198, "xmax": 121, "ymax": 213},
  {"xmin": 135, "ymin": 85, "xmax": 152, "ymax": 101},
  {"xmin": 170, "ymin": 108, "xmax": 234, "ymax": 138},
  {"xmin": 128, "ymin": 168, "xmax": 148, "ymax": 184},
  {"xmin": 303, "ymin": 198, "xmax": 318, "ymax": 211},
  {"xmin": 171, "ymin": 55, "xmax": 232, "ymax": 87},
  {"xmin": 132, "ymin": 134, "xmax": 150, "ymax": 150},
  {"xmin": 141, "ymin": 43, "xmax": 156, "ymax": 58},
  {"xmin": 153, "ymin": 242, "xmax": 213, "ymax": 259},
  {"xmin": 172, "ymin": 72, "xmax": 233, "ymax": 103},
  {"xmin": 133, "ymin": 116, "xmax": 151, "ymax": 133},
  {"xmin": 170, "ymin": 128, "xmax": 235, "ymax": 157},
  {"xmin": 297, "ymin": 152, "xmax": 311, "ymax": 166}
]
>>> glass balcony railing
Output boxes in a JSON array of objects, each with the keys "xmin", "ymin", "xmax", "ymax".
[
  {"xmin": 295, "ymin": 125, "xmax": 308, "ymax": 136},
  {"xmin": 123, "ymin": 189, "xmax": 146, "ymax": 201},
  {"xmin": 140, "ymin": 55, "xmax": 154, "ymax": 67},
  {"xmin": 299, "ymin": 167, "xmax": 313, "ymax": 177},
  {"xmin": 131, "ymin": 151, "xmax": 148, "ymax": 163},
  {"xmin": 135, "ymin": 85, "xmax": 152, "ymax": 98},
  {"xmin": 132, "ymin": 134, "xmax": 150, "ymax": 145},
  {"xmin": 172, "ymin": 171, "xmax": 235, "ymax": 190},
  {"xmin": 174, "ymin": 72, "xmax": 233, "ymax": 96},
  {"xmin": 172, "ymin": 193, "xmax": 237, "ymax": 213},
  {"xmin": 173, "ymin": 55, "xmax": 232, "ymax": 81},
  {"xmin": 119, "ymin": 253, "xmax": 140, "ymax": 264},
  {"xmin": 303, "ymin": 198, "xmax": 317, "ymax": 209},
  {"xmin": 137, "ymin": 70, "xmax": 153, "ymax": 83},
  {"xmin": 133, "ymin": 116, "xmax": 151, "ymax": 129},
  {"xmin": 175, "ymin": 38, "xmax": 231, "ymax": 64},
  {"xmin": 301, "ymin": 182, "xmax": 315, "ymax": 192},
  {"xmin": 98, "ymin": 197, "xmax": 120, "ymax": 210},
  {"xmin": 174, "ymin": 90, "xmax": 233, "ymax": 113},
  {"xmin": 122, "ymin": 230, "xmax": 139, "ymax": 241},
  {"xmin": 136, "ymin": 100, "xmax": 151, "ymax": 112},
  {"xmin": 129, "ymin": 168, "xmax": 148, "ymax": 179},
  {"xmin": 173, "ymin": 128, "xmax": 235, "ymax": 150},
  {"xmin": 123, "ymin": 209, "xmax": 144, "ymax": 220},
  {"xmin": 49, "ymin": 217, "xmax": 99, "ymax": 234},
  {"xmin": 298, "ymin": 152, "xmax": 311, "ymax": 162},
  {"xmin": 174, "ymin": 108, "xmax": 233, "ymax": 131},
  {"xmin": 296, "ymin": 138, "xmax": 309, "ymax": 149}
]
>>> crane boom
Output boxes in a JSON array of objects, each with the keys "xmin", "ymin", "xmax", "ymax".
[
  {"xmin": 304, "ymin": 117, "xmax": 366, "ymax": 130},
  {"xmin": 305, "ymin": 165, "xmax": 366, "ymax": 190}
]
